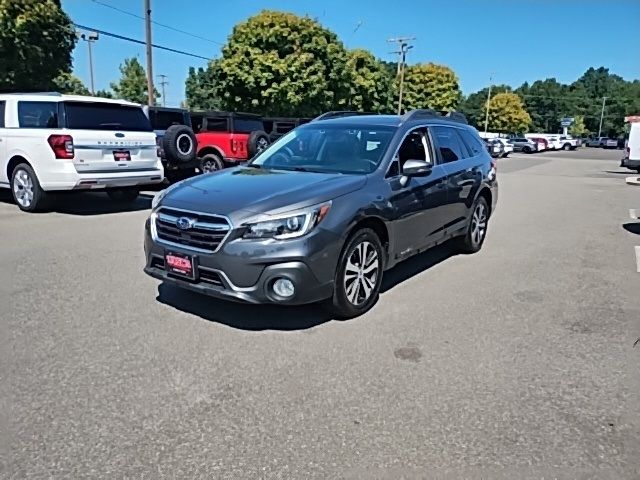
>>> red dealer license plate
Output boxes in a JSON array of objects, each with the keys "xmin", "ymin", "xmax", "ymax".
[
  {"xmin": 113, "ymin": 150, "xmax": 131, "ymax": 161},
  {"xmin": 165, "ymin": 251, "xmax": 195, "ymax": 279}
]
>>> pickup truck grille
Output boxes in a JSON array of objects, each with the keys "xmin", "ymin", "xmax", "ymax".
[{"xmin": 153, "ymin": 207, "xmax": 231, "ymax": 253}]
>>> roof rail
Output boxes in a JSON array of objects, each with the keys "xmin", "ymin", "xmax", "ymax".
[
  {"xmin": 402, "ymin": 109, "xmax": 468, "ymax": 124},
  {"xmin": 312, "ymin": 111, "xmax": 375, "ymax": 122},
  {"xmin": 0, "ymin": 91, "xmax": 62, "ymax": 96}
]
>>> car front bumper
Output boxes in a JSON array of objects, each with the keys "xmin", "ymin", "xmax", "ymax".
[{"xmin": 143, "ymin": 217, "xmax": 339, "ymax": 305}]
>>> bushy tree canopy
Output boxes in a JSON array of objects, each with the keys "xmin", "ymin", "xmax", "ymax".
[
  {"xmin": 0, "ymin": 0, "xmax": 76, "ymax": 92},
  {"xmin": 53, "ymin": 73, "xmax": 90, "ymax": 95},
  {"xmin": 483, "ymin": 92, "xmax": 531, "ymax": 133},
  {"xmin": 345, "ymin": 49, "xmax": 393, "ymax": 113},
  {"xmin": 110, "ymin": 57, "xmax": 158, "ymax": 104},
  {"xmin": 401, "ymin": 63, "xmax": 462, "ymax": 113},
  {"xmin": 460, "ymin": 84, "xmax": 512, "ymax": 128}
]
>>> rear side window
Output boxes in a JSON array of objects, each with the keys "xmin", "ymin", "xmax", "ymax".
[
  {"xmin": 431, "ymin": 126, "xmax": 466, "ymax": 163},
  {"xmin": 149, "ymin": 110, "xmax": 190, "ymax": 130},
  {"xmin": 0, "ymin": 101, "xmax": 5, "ymax": 128},
  {"xmin": 18, "ymin": 101, "xmax": 58, "ymax": 128},
  {"xmin": 205, "ymin": 117, "xmax": 228, "ymax": 132},
  {"xmin": 458, "ymin": 129, "xmax": 485, "ymax": 157},
  {"xmin": 65, "ymin": 102, "xmax": 152, "ymax": 131},
  {"xmin": 234, "ymin": 118, "xmax": 264, "ymax": 134}
]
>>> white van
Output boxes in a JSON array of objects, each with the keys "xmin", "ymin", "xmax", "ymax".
[
  {"xmin": 622, "ymin": 116, "xmax": 640, "ymax": 172},
  {"xmin": 0, "ymin": 93, "xmax": 164, "ymax": 212}
]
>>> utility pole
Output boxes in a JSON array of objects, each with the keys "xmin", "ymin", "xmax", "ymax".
[
  {"xmin": 157, "ymin": 74, "xmax": 168, "ymax": 107},
  {"xmin": 484, "ymin": 74, "xmax": 494, "ymax": 134},
  {"xmin": 144, "ymin": 0, "xmax": 155, "ymax": 106},
  {"xmin": 388, "ymin": 37, "xmax": 415, "ymax": 115},
  {"xmin": 77, "ymin": 31, "xmax": 99, "ymax": 95},
  {"xmin": 598, "ymin": 96, "xmax": 608, "ymax": 137}
]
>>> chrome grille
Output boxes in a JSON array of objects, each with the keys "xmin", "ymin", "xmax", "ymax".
[{"xmin": 153, "ymin": 207, "xmax": 231, "ymax": 253}]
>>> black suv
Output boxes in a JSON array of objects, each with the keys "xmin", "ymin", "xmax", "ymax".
[
  {"xmin": 144, "ymin": 110, "xmax": 498, "ymax": 318},
  {"xmin": 144, "ymin": 106, "xmax": 198, "ymax": 182}
]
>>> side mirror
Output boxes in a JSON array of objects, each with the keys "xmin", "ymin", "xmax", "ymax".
[{"xmin": 402, "ymin": 159, "xmax": 432, "ymax": 177}]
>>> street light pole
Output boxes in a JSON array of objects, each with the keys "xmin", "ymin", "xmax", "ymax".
[
  {"xmin": 484, "ymin": 74, "xmax": 493, "ymax": 134},
  {"xmin": 77, "ymin": 31, "xmax": 99, "ymax": 95},
  {"xmin": 87, "ymin": 39, "xmax": 95, "ymax": 95},
  {"xmin": 144, "ymin": 0, "xmax": 155, "ymax": 106},
  {"xmin": 388, "ymin": 37, "xmax": 415, "ymax": 115},
  {"xmin": 598, "ymin": 96, "xmax": 608, "ymax": 137}
]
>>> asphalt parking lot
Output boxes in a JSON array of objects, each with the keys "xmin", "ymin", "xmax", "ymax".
[{"xmin": 2, "ymin": 148, "xmax": 639, "ymax": 479}]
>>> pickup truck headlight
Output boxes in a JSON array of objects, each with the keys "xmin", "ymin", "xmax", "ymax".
[{"xmin": 243, "ymin": 201, "xmax": 331, "ymax": 240}]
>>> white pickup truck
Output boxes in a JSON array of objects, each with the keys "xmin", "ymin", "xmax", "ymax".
[{"xmin": 558, "ymin": 135, "xmax": 579, "ymax": 150}]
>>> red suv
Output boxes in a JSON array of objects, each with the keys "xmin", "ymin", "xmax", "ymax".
[{"xmin": 190, "ymin": 111, "xmax": 270, "ymax": 172}]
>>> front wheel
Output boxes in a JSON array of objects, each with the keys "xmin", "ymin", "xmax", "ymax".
[
  {"xmin": 107, "ymin": 188, "xmax": 139, "ymax": 203},
  {"xmin": 456, "ymin": 196, "xmax": 489, "ymax": 254},
  {"xmin": 324, "ymin": 228, "xmax": 384, "ymax": 319},
  {"xmin": 200, "ymin": 153, "xmax": 224, "ymax": 173},
  {"xmin": 11, "ymin": 163, "xmax": 48, "ymax": 212},
  {"xmin": 563, "ymin": 143, "xmax": 571, "ymax": 151},
  {"xmin": 523, "ymin": 146, "xmax": 532, "ymax": 153}
]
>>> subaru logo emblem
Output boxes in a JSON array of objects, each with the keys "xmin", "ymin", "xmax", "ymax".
[
  {"xmin": 115, "ymin": 132, "xmax": 125, "ymax": 138},
  {"xmin": 176, "ymin": 216, "xmax": 196, "ymax": 230}
]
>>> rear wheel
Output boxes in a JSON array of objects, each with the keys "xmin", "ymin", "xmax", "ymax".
[
  {"xmin": 563, "ymin": 143, "xmax": 571, "ymax": 151},
  {"xmin": 107, "ymin": 188, "xmax": 139, "ymax": 203},
  {"xmin": 11, "ymin": 163, "xmax": 48, "ymax": 212},
  {"xmin": 324, "ymin": 228, "xmax": 384, "ymax": 319},
  {"xmin": 456, "ymin": 196, "xmax": 489, "ymax": 254},
  {"xmin": 523, "ymin": 146, "xmax": 532, "ymax": 153},
  {"xmin": 200, "ymin": 153, "xmax": 224, "ymax": 173}
]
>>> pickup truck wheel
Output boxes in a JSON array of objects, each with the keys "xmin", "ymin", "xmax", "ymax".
[
  {"xmin": 11, "ymin": 163, "xmax": 48, "ymax": 212},
  {"xmin": 200, "ymin": 153, "xmax": 224, "ymax": 173},
  {"xmin": 107, "ymin": 188, "xmax": 139, "ymax": 203},
  {"xmin": 456, "ymin": 196, "xmax": 489, "ymax": 254},
  {"xmin": 324, "ymin": 228, "xmax": 384, "ymax": 319},
  {"xmin": 563, "ymin": 143, "xmax": 571, "ymax": 151}
]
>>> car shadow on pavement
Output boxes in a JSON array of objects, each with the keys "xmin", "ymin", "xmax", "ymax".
[
  {"xmin": 380, "ymin": 240, "xmax": 459, "ymax": 293},
  {"xmin": 0, "ymin": 190, "xmax": 153, "ymax": 215},
  {"xmin": 623, "ymin": 222, "xmax": 640, "ymax": 235},
  {"xmin": 156, "ymin": 283, "xmax": 334, "ymax": 331}
]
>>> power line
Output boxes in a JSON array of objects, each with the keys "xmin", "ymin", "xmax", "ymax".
[
  {"xmin": 74, "ymin": 23, "xmax": 213, "ymax": 61},
  {"xmin": 90, "ymin": 0, "xmax": 224, "ymax": 46}
]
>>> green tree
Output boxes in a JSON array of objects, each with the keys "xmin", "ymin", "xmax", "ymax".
[
  {"xmin": 460, "ymin": 84, "xmax": 512, "ymax": 129},
  {"xmin": 569, "ymin": 115, "xmax": 588, "ymax": 136},
  {"xmin": 401, "ymin": 63, "xmax": 462, "ymax": 113},
  {"xmin": 515, "ymin": 78, "xmax": 575, "ymax": 132},
  {"xmin": 53, "ymin": 73, "xmax": 90, "ymax": 95},
  {"xmin": 95, "ymin": 89, "xmax": 114, "ymax": 99},
  {"xmin": 483, "ymin": 92, "xmax": 531, "ymax": 133},
  {"xmin": 110, "ymin": 57, "xmax": 158, "ymax": 104},
  {"xmin": 0, "ymin": 0, "xmax": 76, "ymax": 92},
  {"xmin": 185, "ymin": 64, "xmax": 223, "ymax": 110},
  {"xmin": 214, "ymin": 10, "xmax": 351, "ymax": 116},
  {"xmin": 345, "ymin": 49, "xmax": 393, "ymax": 112}
]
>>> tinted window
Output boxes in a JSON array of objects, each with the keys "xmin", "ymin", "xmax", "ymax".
[
  {"xmin": 190, "ymin": 115, "xmax": 204, "ymax": 133},
  {"xmin": 149, "ymin": 110, "xmax": 189, "ymax": 130},
  {"xmin": 0, "ymin": 101, "xmax": 5, "ymax": 128},
  {"xmin": 18, "ymin": 101, "xmax": 58, "ymax": 128},
  {"xmin": 205, "ymin": 117, "xmax": 228, "ymax": 132},
  {"xmin": 65, "ymin": 102, "xmax": 152, "ymax": 131},
  {"xmin": 458, "ymin": 129, "xmax": 485, "ymax": 157},
  {"xmin": 234, "ymin": 118, "xmax": 264, "ymax": 134},
  {"xmin": 432, "ymin": 126, "xmax": 466, "ymax": 163}
]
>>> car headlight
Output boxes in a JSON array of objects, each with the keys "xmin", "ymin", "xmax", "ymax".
[{"xmin": 242, "ymin": 201, "xmax": 331, "ymax": 240}]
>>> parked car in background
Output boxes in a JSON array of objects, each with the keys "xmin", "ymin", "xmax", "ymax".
[
  {"xmin": 144, "ymin": 109, "xmax": 498, "ymax": 318},
  {"xmin": 587, "ymin": 136, "xmax": 618, "ymax": 148},
  {"xmin": 482, "ymin": 138, "xmax": 503, "ymax": 158},
  {"xmin": 191, "ymin": 111, "xmax": 270, "ymax": 172},
  {"xmin": 621, "ymin": 116, "xmax": 640, "ymax": 172},
  {"xmin": 558, "ymin": 135, "xmax": 579, "ymax": 150},
  {"xmin": 545, "ymin": 136, "xmax": 563, "ymax": 150},
  {"xmin": 144, "ymin": 106, "xmax": 197, "ymax": 182},
  {"xmin": 528, "ymin": 136, "xmax": 550, "ymax": 151},
  {"xmin": 0, "ymin": 93, "xmax": 163, "ymax": 212},
  {"xmin": 262, "ymin": 117, "xmax": 312, "ymax": 142},
  {"xmin": 509, "ymin": 137, "xmax": 538, "ymax": 153},
  {"xmin": 490, "ymin": 138, "xmax": 514, "ymax": 157}
]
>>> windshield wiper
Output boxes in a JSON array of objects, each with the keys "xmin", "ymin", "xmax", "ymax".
[{"xmin": 246, "ymin": 163, "xmax": 261, "ymax": 169}]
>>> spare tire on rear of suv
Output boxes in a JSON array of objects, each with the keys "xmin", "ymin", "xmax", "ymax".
[
  {"xmin": 163, "ymin": 125, "xmax": 196, "ymax": 163},
  {"xmin": 247, "ymin": 130, "xmax": 270, "ymax": 158}
]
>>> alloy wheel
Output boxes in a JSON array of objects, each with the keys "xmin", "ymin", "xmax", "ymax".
[
  {"xmin": 13, "ymin": 169, "xmax": 34, "ymax": 208},
  {"xmin": 256, "ymin": 137, "xmax": 269, "ymax": 153},
  {"xmin": 471, "ymin": 202, "xmax": 487, "ymax": 245},
  {"xmin": 343, "ymin": 241, "xmax": 379, "ymax": 306}
]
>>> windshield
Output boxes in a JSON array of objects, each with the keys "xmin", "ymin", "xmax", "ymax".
[{"xmin": 250, "ymin": 124, "xmax": 395, "ymax": 174}]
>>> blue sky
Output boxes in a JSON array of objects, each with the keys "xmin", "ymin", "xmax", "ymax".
[{"xmin": 62, "ymin": 0, "xmax": 640, "ymax": 107}]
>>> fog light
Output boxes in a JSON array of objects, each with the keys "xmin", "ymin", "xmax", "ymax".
[{"xmin": 273, "ymin": 278, "xmax": 295, "ymax": 298}]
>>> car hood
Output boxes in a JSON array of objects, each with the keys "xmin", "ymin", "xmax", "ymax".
[{"xmin": 161, "ymin": 167, "xmax": 367, "ymax": 223}]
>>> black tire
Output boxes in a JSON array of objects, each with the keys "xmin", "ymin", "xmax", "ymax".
[
  {"xmin": 10, "ymin": 163, "xmax": 48, "ymax": 212},
  {"xmin": 456, "ymin": 196, "xmax": 489, "ymax": 254},
  {"xmin": 107, "ymin": 188, "xmax": 139, "ymax": 203},
  {"xmin": 523, "ymin": 146, "xmax": 532, "ymax": 153},
  {"xmin": 324, "ymin": 228, "xmax": 384, "ymax": 319},
  {"xmin": 247, "ymin": 130, "xmax": 270, "ymax": 158},
  {"xmin": 200, "ymin": 153, "xmax": 224, "ymax": 173},
  {"xmin": 563, "ymin": 143, "xmax": 571, "ymax": 151},
  {"xmin": 162, "ymin": 125, "xmax": 196, "ymax": 164}
]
